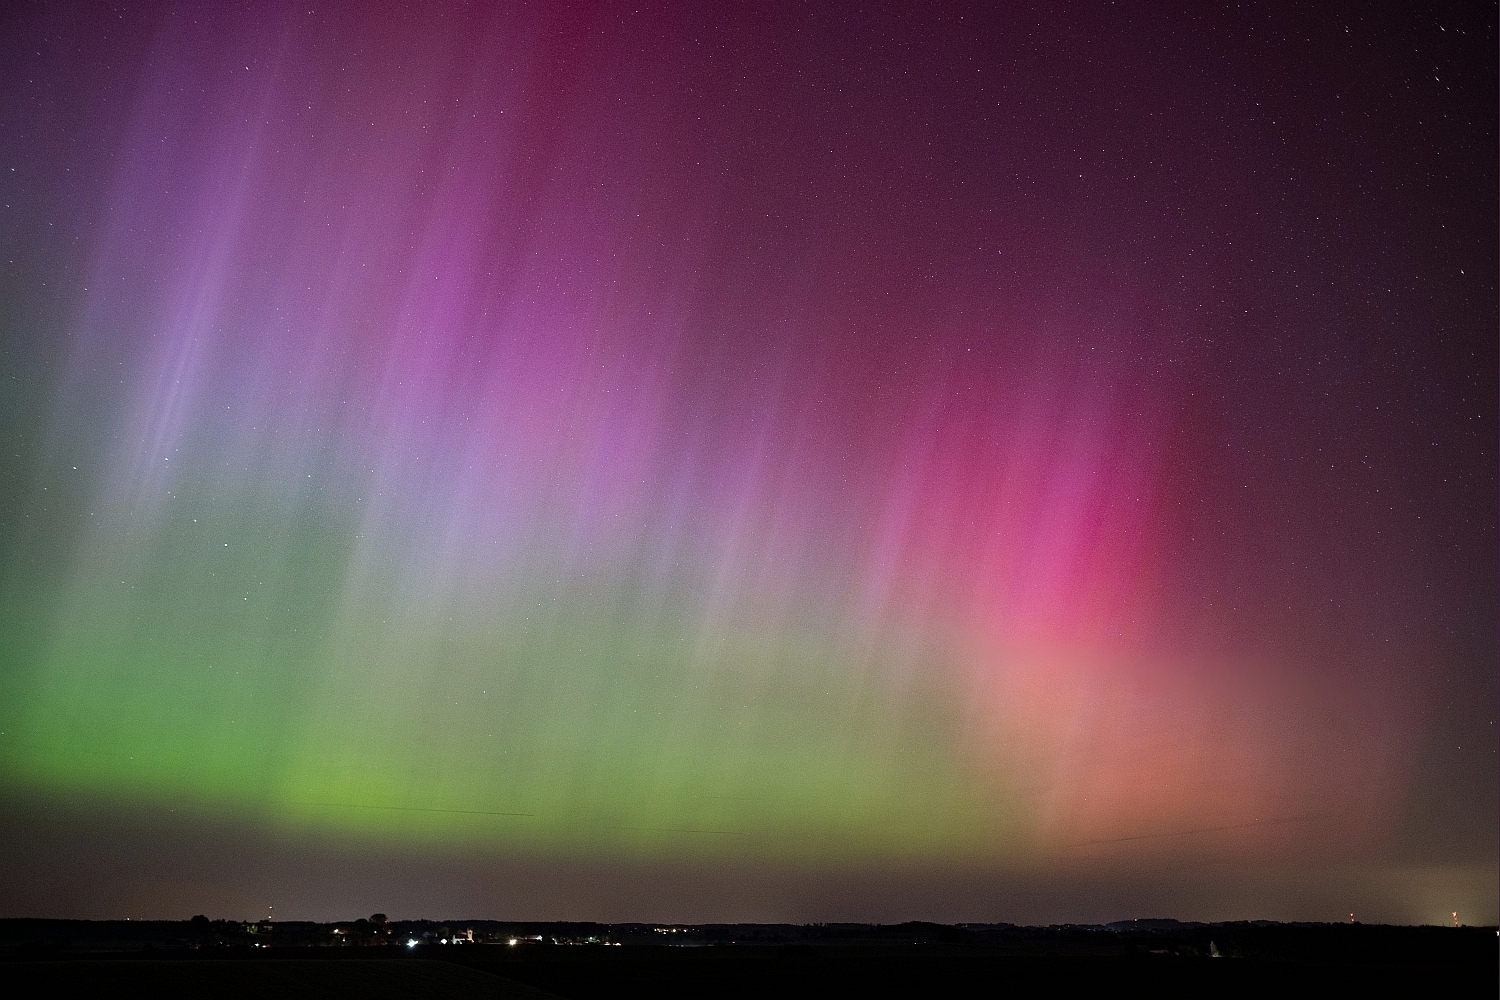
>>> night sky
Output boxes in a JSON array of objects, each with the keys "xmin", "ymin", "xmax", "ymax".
[{"xmin": 0, "ymin": 2, "xmax": 1494, "ymax": 926}]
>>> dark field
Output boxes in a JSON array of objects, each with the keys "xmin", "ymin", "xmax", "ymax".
[
  {"xmin": 1, "ymin": 959, "xmax": 560, "ymax": 999},
  {"xmin": 2, "ymin": 920, "xmax": 1496, "ymax": 998},
  {"xmin": 3, "ymin": 947, "xmax": 1495, "ymax": 999}
]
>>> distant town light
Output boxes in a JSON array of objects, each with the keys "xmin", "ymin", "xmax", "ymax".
[{"xmin": 406, "ymin": 939, "xmax": 418, "ymax": 948}]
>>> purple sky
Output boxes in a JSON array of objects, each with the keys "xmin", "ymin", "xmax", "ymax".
[{"xmin": 0, "ymin": 2, "xmax": 1493, "ymax": 924}]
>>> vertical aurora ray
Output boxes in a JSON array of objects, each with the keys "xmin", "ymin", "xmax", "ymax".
[{"xmin": 0, "ymin": 3, "xmax": 1492, "ymax": 921}]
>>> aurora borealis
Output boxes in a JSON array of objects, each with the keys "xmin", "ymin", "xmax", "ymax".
[{"xmin": 0, "ymin": 3, "xmax": 1494, "ymax": 924}]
